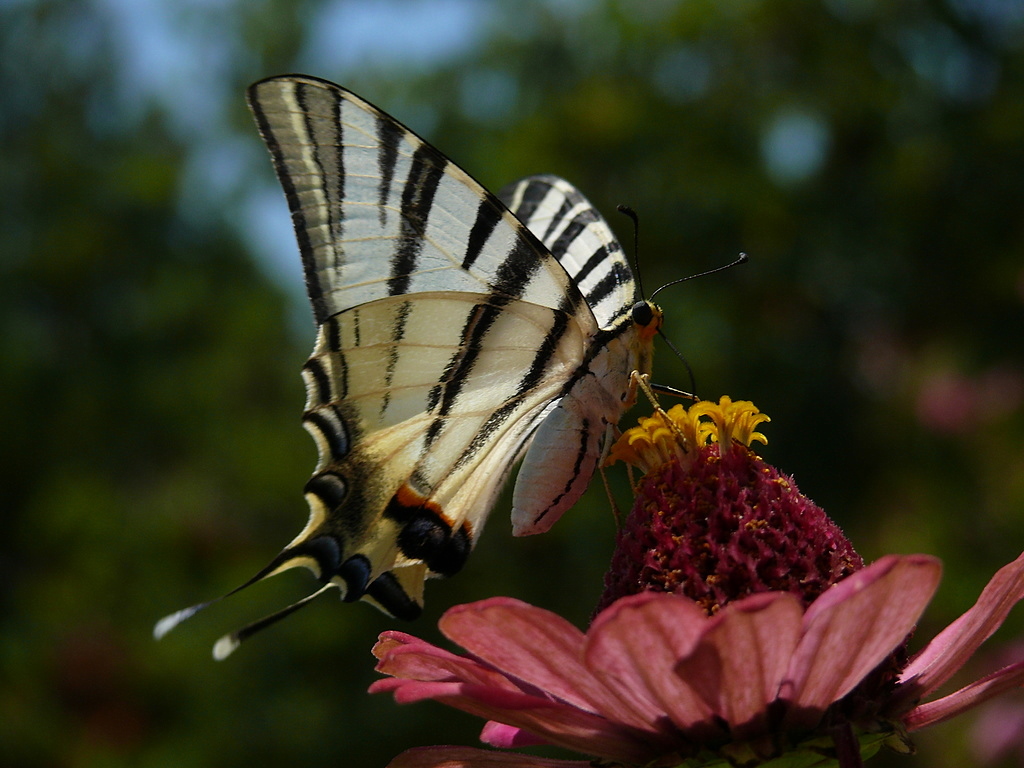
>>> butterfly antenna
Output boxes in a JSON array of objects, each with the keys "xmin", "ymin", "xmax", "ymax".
[
  {"xmin": 655, "ymin": 329, "xmax": 699, "ymax": 401},
  {"xmin": 212, "ymin": 584, "xmax": 334, "ymax": 661},
  {"xmin": 649, "ymin": 253, "xmax": 748, "ymax": 302},
  {"xmin": 648, "ymin": 254, "xmax": 749, "ymax": 400},
  {"xmin": 616, "ymin": 204, "xmax": 644, "ymax": 299}
]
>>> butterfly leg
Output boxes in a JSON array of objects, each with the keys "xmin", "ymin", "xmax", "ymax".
[
  {"xmin": 597, "ymin": 422, "xmax": 624, "ymax": 528},
  {"xmin": 630, "ymin": 370, "xmax": 662, "ymax": 411},
  {"xmin": 631, "ymin": 370, "xmax": 693, "ymax": 448}
]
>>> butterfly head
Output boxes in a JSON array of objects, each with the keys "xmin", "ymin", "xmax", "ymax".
[{"xmin": 630, "ymin": 300, "xmax": 663, "ymax": 341}]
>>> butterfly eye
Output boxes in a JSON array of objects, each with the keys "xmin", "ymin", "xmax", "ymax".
[{"xmin": 631, "ymin": 300, "xmax": 655, "ymax": 327}]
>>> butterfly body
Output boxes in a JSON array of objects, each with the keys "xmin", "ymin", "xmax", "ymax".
[{"xmin": 156, "ymin": 75, "xmax": 663, "ymax": 650}]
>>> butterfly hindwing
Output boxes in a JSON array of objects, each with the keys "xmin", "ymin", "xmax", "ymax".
[{"xmin": 298, "ymin": 294, "xmax": 590, "ymax": 596}]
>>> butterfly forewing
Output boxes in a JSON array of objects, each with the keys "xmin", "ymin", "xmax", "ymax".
[
  {"xmin": 248, "ymin": 77, "xmax": 594, "ymax": 326},
  {"xmin": 156, "ymin": 75, "xmax": 660, "ymax": 653},
  {"xmin": 500, "ymin": 175, "xmax": 637, "ymax": 328}
]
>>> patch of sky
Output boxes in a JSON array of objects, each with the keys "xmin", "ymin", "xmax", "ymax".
[
  {"xmin": 899, "ymin": 20, "xmax": 1000, "ymax": 104},
  {"xmin": 653, "ymin": 44, "xmax": 713, "ymax": 104},
  {"xmin": 460, "ymin": 69, "xmax": 519, "ymax": 124},
  {"xmin": 300, "ymin": 0, "xmax": 494, "ymax": 73},
  {"xmin": 949, "ymin": 0, "xmax": 1024, "ymax": 48},
  {"xmin": 760, "ymin": 109, "xmax": 831, "ymax": 185},
  {"xmin": 178, "ymin": 134, "xmax": 257, "ymax": 227},
  {"xmin": 237, "ymin": 183, "xmax": 308, "ymax": 311},
  {"xmin": 96, "ymin": 0, "xmax": 241, "ymax": 139},
  {"xmin": 94, "ymin": 0, "xmax": 285, "ymax": 288}
]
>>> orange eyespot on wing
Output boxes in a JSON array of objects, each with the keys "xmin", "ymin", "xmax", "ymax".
[{"xmin": 386, "ymin": 483, "xmax": 473, "ymax": 578}]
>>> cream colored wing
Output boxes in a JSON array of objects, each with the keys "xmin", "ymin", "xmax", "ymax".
[{"xmin": 155, "ymin": 76, "xmax": 656, "ymax": 658}]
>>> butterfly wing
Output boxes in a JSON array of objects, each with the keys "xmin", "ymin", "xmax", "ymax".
[
  {"xmin": 157, "ymin": 77, "xmax": 655, "ymax": 654},
  {"xmin": 248, "ymin": 77, "xmax": 591, "ymax": 322},
  {"xmin": 246, "ymin": 77, "xmax": 606, "ymax": 617},
  {"xmin": 499, "ymin": 176, "xmax": 653, "ymax": 536},
  {"xmin": 500, "ymin": 174, "xmax": 638, "ymax": 329}
]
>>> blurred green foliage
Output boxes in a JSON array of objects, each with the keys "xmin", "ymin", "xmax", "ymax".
[{"xmin": 2, "ymin": 0, "xmax": 1023, "ymax": 766}]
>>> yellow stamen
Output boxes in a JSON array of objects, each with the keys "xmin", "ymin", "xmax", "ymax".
[{"xmin": 607, "ymin": 397, "xmax": 769, "ymax": 474}]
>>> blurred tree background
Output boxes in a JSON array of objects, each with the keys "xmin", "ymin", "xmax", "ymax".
[{"xmin": 2, "ymin": 0, "xmax": 1024, "ymax": 766}]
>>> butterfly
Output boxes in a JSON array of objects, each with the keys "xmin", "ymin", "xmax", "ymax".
[{"xmin": 156, "ymin": 75, "xmax": 663, "ymax": 658}]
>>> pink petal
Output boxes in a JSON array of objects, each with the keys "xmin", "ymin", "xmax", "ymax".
[
  {"xmin": 479, "ymin": 722, "xmax": 547, "ymax": 748},
  {"xmin": 674, "ymin": 592, "xmax": 803, "ymax": 739},
  {"xmin": 903, "ymin": 659, "xmax": 1024, "ymax": 731},
  {"xmin": 374, "ymin": 630, "xmax": 422, "ymax": 659},
  {"xmin": 369, "ymin": 677, "xmax": 406, "ymax": 695},
  {"xmin": 781, "ymin": 555, "xmax": 942, "ymax": 728},
  {"xmin": 438, "ymin": 598, "xmax": 662, "ymax": 734},
  {"xmin": 374, "ymin": 636, "xmax": 521, "ymax": 689},
  {"xmin": 376, "ymin": 679, "xmax": 659, "ymax": 764},
  {"xmin": 897, "ymin": 551, "xmax": 1024, "ymax": 704},
  {"xmin": 583, "ymin": 592, "xmax": 723, "ymax": 740},
  {"xmin": 388, "ymin": 745, "xmax": 589, "ymax": 768}
]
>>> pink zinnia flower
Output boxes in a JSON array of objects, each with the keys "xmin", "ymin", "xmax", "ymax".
[{"xmin": 372, "ymin": 398, "xmax": 1024, "ymax": 767}]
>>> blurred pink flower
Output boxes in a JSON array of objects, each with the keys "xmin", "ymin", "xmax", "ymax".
[
  {"xmin": 971, "ymin": 695, "xmax": 1024, "ymax": 765},
  {"xmin": 371, "ymin": 399, "xmax": 1024, "ymax": 767},
  {"xmin": 915, "ymin": 366, "xmax": 1024, "ymax": 435}
]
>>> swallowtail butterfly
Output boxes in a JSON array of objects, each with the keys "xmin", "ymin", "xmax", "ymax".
[{"xmin": 156, "ymin": 75, "xmax": 663, "ymax": 657}]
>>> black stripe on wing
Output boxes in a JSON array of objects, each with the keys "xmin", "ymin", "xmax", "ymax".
[
  {"xmin": 389, "ymin": 146, "xmax": 447, "ymax": 297},
  {"xmin": 504, "ymin": 176, "xmax": 551, "ymax": 231},
  {"xmin": 248, "ymin": 79, "xmax": 329, "ymax": 322},
  {"xmin": 462, "ymin": 197, "xmax": 504, "ymax": 271},
  {"xmin": 424, "ymin": 300, "xmax": 507, "ymax": 447},
  {"xmin": 585, "ymin": 259, "xmax": 634, "ymax": 308},
  {"xmin": 380, "ymin": 300, "xmax": 413, "ymax": 417},
  {"xmin": 376, "ymin": 113, "xmax": 402, "ymax": 229}
]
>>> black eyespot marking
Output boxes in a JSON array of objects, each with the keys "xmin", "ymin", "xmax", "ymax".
[
  {"xmin": 384, "ymin": 485, "xmax": 473, "ymax": 578},
  {"xmin": 304, "ymin": 471, "xmax": 348, "ymax": 511},
  {"xmin": 338, "ymin": 555, "xmax": 372, "ymax": 601},
  {"xmin": 366, "ymin": 572, "xmax": 423, "ymax": 621},
  {"xmin": 292, "ymin": 534, "xmax": 343, "ymax": 579},
  {"xmin": 436, "ymin": 523, "xmax": 471, "ymax": 577},
  {"xmin": 396, "ymin": 512, "xmax": 471, "ymax": 577}
]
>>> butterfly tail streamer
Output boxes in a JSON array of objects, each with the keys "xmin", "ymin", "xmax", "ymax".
[
  {"xmin": 212, "ymin": 584, "xmax": 335, "ymax": 661},
  {"xmin": 153, "ymin": 600, "xmax": 219, "ymax": 641},
  {"xmin": 153, "ymin": 546, "xmax": 319, "ymax": 640}
]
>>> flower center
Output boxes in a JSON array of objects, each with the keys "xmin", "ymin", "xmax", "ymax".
[{"xmin": 597, "ymin": 398, "xmax": 863, "ymax": 615}]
